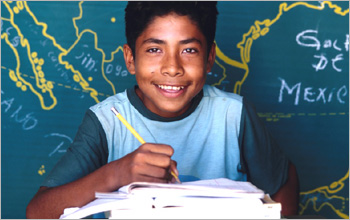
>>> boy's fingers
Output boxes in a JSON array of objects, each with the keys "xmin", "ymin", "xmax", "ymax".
[
  {"xmin": 136, "ymin": 175, "xmax": 169, "ymax": 184},
  {"xmin": 169, "ymin": 160, "xmax": 180, "ymax": 183},
  {"xmin": 137, "ymin": 163, "xmax": 172, "ymax": 180},
  {"xmin": 143, "ymin": 151, "xmax": 172, "ymax": 168},
  {"xmin": 131, "ymin": 143, "xmax": 178, "ymax": 183},
  {"xmin": 169, "ymin": 160, "xmax": 178, "ymax": 176},
  {"xmin": 140, "ymin": 143, "xmax": 174, "ymax": 156},
  {"xmin": 132, "ymin": 146, "xmax": 173, "ymax": 168}
]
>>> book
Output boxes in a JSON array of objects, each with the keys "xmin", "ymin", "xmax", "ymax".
[
  {"xmin": 96, "ymin": 178, "xmax": 265, "ymax": 199},
  {"xmin": 59, "ymin": 178, "xmax": 280, "ymax": 219},
  {"xmin": 107, "ymin": 195, "xmax": 281, "ymax": 219}
]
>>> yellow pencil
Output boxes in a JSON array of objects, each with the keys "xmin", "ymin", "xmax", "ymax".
[{"xmin": 111, "ymin": 107, "xmax": 181, "ymax": 183}]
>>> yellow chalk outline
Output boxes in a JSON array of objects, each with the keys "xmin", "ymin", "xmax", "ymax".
[
  {"xmin": 211, "ymin": 59, "xmax": 227, "ymax": 87},
  {"xmin": 214, "ymin": 1, "xmax": 349, "ymax": 218},
  {"xmin": 299, "ymin": 171, "xmax": 349, "ymax": 218},
  {"xmin": 2, "ymin": 2, "xmax": 57, "ymax": 110},
  {"xmin": 66, "ymin": 1, "xmax": 122, "ymax": 98},
  {"xmin": 2, "ymin": 66, "xmax": 111, "ymax": 98},
  {"xmin": 2, "ymin": 1, "xmax": 122, "ymax": 107},
  {"xmin": 215, "ymin": 1, "xmax": 349, "ymax": 95}
]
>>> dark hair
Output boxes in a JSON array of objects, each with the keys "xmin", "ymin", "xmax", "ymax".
[{"xmin": 125, "ymin": 1, "xmax": 218, "ymax": 57}]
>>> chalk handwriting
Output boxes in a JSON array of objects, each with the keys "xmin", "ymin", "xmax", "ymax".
[
  {"xmin": 105, "ymin": 63, "xmax": 129, "ymax": 77},
  {"xmin": 278, "ymin": 78, "xmax": 348, "ymax": 105},
  {"xmin": 331, "ymin": 54, "xmax": 344, "ymax": 72},
  {"xmin": 74, "ymin": 45, "xmax": 98, "ymax": 72},
  {"xmin": 2, "ymin": 24, "xmax": 21, "ymax": 47},
  {"xmin": 1, "ymin": 90, "xmax": 38, "ymax": 130},
  {"xmin": 40, "ymin": 38, "xmax": 48, "ymax": 47},
  {"xmin": 296, "ymin": 29, "xmax": 348, "ymax": 72},
  {"xmin": 312, "ymin": 53, "xmax": 344, "ymax": 72},
  {"xmin": 296, "ymin": 30, "xmax": 349, "ymax": 51},
  {"xmin": 44, "ymin": 133, "xmax": 72, "ymax": 157},
  {"xmin": 24, "ymin": 19, "xmax": 41, "ymax": 36}
]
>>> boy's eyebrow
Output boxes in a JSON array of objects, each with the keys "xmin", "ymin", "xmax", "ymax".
[
  {"xmin": 142, "ymin": 38, "xmax": 202, "ymax": 45},
  {"xmin": 142, "ymin": 38, "xmax": 165, "ymax": 45},
  {"xmin": 179, "ymin": 38, "xmax": 202, "ymax": 46}
]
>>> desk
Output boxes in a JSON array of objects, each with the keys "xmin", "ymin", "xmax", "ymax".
[{"xmin": 105, "ymin": 195, "xmax": 281, "ymax": 219}]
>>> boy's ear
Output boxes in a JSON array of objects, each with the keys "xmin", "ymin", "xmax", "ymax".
[
  {"xmin": 206, "ymin": 42, "xmax": 216, "ymax": 73},
  {"xmin": 123, "ymin": 44, "xmax": 136, "ymax": 75}
]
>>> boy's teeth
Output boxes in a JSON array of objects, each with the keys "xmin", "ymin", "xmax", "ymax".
[{"xmin": 158, "ymin": 85, "xmax": 184, "ymax": 90}]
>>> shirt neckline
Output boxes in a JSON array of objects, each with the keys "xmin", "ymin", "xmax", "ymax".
[{"xmin": 127, "ymin": 86, "xmax": 203, "ymax": 122}]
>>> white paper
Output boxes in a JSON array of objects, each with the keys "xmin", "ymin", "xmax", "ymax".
[
  {"xmin": 60, "ymin": 197, "xmax": 152, "ymax": 219},
  {"xmin": 60, "ymin": 178, "xmax": 267, "ymax": 219},
  {"xmin": 119, "ymin": 178, "xmax": 264, "ymax": 199}
]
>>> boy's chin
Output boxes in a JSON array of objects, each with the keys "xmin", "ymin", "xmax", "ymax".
[{"xmin": 153, "ymin": 104, "xmax": 190, "ymax": 118}]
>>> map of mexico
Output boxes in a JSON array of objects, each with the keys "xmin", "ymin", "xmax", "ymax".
[{"xmin": 1, "ymin": 1, "xmax": 348, "ymax": 218}]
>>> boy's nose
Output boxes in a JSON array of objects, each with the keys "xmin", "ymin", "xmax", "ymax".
[{"xmin": 161, "ymin": 53, "xmax": 184, "ymax": 77}]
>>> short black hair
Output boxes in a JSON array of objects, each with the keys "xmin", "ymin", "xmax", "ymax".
[{"xmin": 125, "ymin": 1, "xmax": 218, "ymax": 57}]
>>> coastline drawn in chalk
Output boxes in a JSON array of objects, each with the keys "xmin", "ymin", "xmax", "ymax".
[{"xmin": 1, "ymin": 1, "xmax": 348, "ymax": 218}]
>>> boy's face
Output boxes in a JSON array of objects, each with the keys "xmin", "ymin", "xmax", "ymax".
[{"xmin": 124, "ymin": 13, "xmax": 215, "ymax": 118}]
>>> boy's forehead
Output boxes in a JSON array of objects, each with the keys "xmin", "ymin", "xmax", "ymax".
[
  {"xmin": 149, "ymin": 12, "xmax": 198, "ymax": 26},
  {"xmin": 139, "ymin": 13, "xmax": 204, "ymax": 42}
]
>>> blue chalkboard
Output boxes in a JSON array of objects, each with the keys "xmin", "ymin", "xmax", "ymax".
[{"xmin": 1, "ymin": 1, "xmax": 349, "ymax": 218}]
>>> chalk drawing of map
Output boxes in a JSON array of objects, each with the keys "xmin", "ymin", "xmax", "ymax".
[
  {"xmin": 211, "ymin": 2, "xmax": 348, "ymax": 218},
  {"xmin": 2, "ymin": 1, "xmax": 134, "ymax": 110},
  {"xmin": 1, "ymin": 1, "xmax": 348, "ymax": 218}
]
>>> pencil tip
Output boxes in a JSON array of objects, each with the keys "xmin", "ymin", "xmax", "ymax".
[{"xmin": 111, "ymin": 107, "xmax": 119, "ymax": 115}]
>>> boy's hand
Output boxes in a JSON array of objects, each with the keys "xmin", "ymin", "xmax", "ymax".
[{"xmin": 113, "ymin": 143, "xmax": 178, "ymax": 187}]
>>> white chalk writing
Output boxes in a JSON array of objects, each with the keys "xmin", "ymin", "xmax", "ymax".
[
  {"xmin": 44, "ymin": 133, "xmax": 72, "ymax": 157},
  {"xmin": 278, "ymin": 78, "xmax": 348, "ymax": 105},
  {"xmin": 296, "ymin": 29, "xmax": 348, "ymax": 72},
  {"xmin": 74, "ymin": 45, "xmax": 98, "ymax": 72},
  {"xmin": 105, "ymin": 63, "xmax": 129, "ymax": 77},
  {"xmin": 1, "ymin": 90, "xmax": 38, "ymax": 130}
]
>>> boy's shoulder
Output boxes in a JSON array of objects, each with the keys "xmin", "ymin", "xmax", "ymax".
[
  {"xmin": 203, "ymin": 85, "xmax": 243, "ymax": 103},
  {"xmin": 90, "ymin": 89, "xmax": 129, "ymax": 112}
]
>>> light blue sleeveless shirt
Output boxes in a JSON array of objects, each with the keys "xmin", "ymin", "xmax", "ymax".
[{"xmin": 90, "ymin": 85, "xmax": 246, "ymax": 182}]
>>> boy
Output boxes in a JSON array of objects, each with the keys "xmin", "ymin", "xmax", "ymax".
[{"xmin": 26, "ymin": 2, "xmax": 299, "ymax": 219}]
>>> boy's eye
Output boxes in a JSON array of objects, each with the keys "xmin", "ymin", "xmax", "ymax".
[
  {"xmin": 182, "ymin": 48, "xmax": 198, "ymax": 54},
  {"xmin": 147, "ymin": 48, "xmax": 161, "ymax": 53}
]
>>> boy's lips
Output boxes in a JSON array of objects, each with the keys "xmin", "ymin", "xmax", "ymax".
[
  {"xmin": 157, "ymin": 84, "xmax": 185, "ymax": 91},
  {"xmin": 154, "ymin": 83, "xmax": 187, "ymax": 97}
]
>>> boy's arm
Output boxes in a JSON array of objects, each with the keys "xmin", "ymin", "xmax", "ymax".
[
  {"xmin": 271, "ymin": 162, "xmax": 300, "ymax": 216},
  {"xmin": 238, "ymin": 98, "xmax": 299, "ymax": 216},
  {"xmin": 26, "ymin": 108, "xmax": 177, "ymax": 219},
  {"xmin": 26, "ymin": 161, "xmax": 121, "ymax": 219},
  {"xmin": 26, "ymin": 143, "xmax": 177, "ymax": 219}
]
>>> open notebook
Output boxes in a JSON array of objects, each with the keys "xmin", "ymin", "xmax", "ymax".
[
  {"xmin": 96, "ymin": 178, "xmax": 265, "ymax": 199},
  {"xmin": 59, "ymin": 178, "xmax": 279, "ymax": 219}
]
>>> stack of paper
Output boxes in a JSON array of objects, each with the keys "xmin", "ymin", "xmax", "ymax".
[{"xmin": 59, "ymin": 178, "xmax": 281, "ymax": 219}]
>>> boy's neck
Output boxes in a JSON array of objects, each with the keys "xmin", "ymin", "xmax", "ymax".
[{"xmin": 127, "ymin": 86, "xmax": 204, "ymax": 122}]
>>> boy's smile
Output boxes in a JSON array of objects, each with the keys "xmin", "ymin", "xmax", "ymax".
[{"xmin": 124, "ymin": 13, "xmax": 215, "ymax": 118}]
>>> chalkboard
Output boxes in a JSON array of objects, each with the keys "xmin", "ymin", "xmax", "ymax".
[{"xmin": 1, "ymin": 1, "xmax": 348, "ymax": 218}]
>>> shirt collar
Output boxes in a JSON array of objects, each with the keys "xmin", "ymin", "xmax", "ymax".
[{"xmin": 127, "ymin": 85, "xmax": 203, "ymax": 122}]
